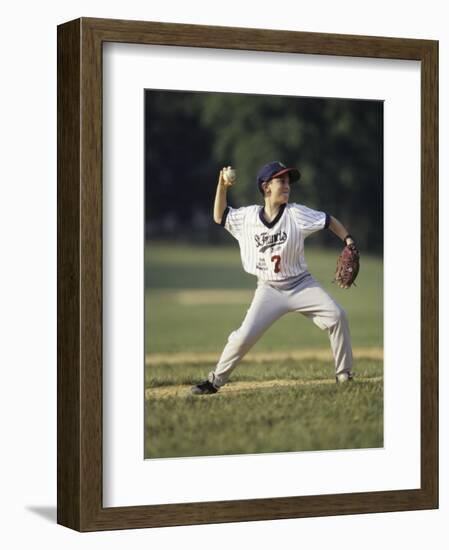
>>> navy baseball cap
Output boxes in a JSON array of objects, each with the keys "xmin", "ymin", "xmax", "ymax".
[{"xmin": 256, "ymin": 161, "xmax": 301, "ymax": 191}]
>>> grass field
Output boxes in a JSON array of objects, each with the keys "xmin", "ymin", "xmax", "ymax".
[
  {"xmin": 144, "ymin": 241, "xmax": 383, "ymax": 459},
  {"xmin": 145, "ymin": 359, "xmax": 383, "ymax": 458}
]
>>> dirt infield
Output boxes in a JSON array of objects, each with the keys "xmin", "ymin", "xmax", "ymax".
[
  {"xmin": 175, "ymin": 289, "xmax": 252, "ymax": 305},
  {"xmin": 146, "ymin": 376, "xmax": 383, "ymax": 400},
  {"xmin": 145, "ymin": 347, "xmax": 383, "ymax": 365}
]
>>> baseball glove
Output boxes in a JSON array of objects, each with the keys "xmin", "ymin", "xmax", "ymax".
[{"xmin": 334, "ymin": 243, "xmax": 360, "ymax": 288}]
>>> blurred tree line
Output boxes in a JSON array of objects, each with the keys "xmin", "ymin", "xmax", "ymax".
[{"xmin": 145, "ymin": 90, "xmax": 383, "ymax": 253}]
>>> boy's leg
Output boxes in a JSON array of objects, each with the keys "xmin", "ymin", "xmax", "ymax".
[
  {"xmin": 289, "ymin": 277, "xmax": 353, "ymax": 377},
  {"xmin": 209, "ymin": 284, "xmax": 288, "ymax": 388}
]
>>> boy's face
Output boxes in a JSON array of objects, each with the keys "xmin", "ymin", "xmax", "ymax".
[{"xmin": 264, "ymin": 173, "xmax": 290, "ymax": 202}]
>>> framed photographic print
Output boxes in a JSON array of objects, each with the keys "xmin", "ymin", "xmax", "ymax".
[{"xmin": 57, "ymin": 17, "xmax": 438, "ymax": 531}]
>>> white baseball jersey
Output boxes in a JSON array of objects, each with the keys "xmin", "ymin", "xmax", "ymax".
[{"xmin": 221, "ymin": 203, "xmax": 329, "ymax": 281}]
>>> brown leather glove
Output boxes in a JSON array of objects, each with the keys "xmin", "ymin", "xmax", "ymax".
[{"xmin": 334, "ymin": 243, "xmax": 360, "ymax": 288}]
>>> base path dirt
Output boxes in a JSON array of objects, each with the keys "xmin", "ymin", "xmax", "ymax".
[
  {"xmin": 145, "ymin": 347, "xmax": 383, "ymax": 366},
  {"xmin": 146, "ymin": 376, "xmax": 383, "ymax": 400}
]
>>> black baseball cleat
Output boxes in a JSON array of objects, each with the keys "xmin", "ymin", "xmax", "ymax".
[{"xmin": 191, "ymin": 380, "xmax": 219, "ymax": 395}]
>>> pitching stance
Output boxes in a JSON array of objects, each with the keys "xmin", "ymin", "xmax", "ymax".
[{"xmin": 191, "ymin": 161, "xmax": 360, "ymax": 395}]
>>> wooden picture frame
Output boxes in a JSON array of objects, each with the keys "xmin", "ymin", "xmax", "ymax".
[{"xmin": 57, "ymin": 17, "xmax": 438, "ymax": 531}]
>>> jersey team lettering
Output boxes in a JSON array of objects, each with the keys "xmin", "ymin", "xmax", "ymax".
[
  {"xmin": 255, "ymin": 231, "xmax": 287, "ymax": 253},
  {"xmin": 224, "ymin": 203, "xmax": 327, "ymax": 281}
]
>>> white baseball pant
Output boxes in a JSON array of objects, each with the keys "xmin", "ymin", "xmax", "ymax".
[{"xmin": 209, "ymin": 274, "xmax": 353, "ymax": 387}]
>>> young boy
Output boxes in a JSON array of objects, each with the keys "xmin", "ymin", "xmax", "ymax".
[{"xmin": 191, "ymin": 161, "xmax": 357, "ymax": 395}]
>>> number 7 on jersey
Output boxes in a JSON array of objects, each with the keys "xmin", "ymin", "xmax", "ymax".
[{"xmin": 271, "ymin": 255, "xmax": 281, "ymax": 273}]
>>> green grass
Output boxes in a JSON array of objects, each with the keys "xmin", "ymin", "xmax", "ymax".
[
  {"xmin": 145, "ymin": 359, "xmax": 383, "ymax": 458},
  {"xmin": 145, "ymin": 242, "xmax": 383, "ymax": 353},
  {"xmin": 144, "ymin": 242, "xmax": 383, "ymax": 459}
]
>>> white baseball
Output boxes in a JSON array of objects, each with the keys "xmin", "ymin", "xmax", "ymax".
[{"xmin": 224, "ymin": 168, "xmax": 236, "ymax": 183}]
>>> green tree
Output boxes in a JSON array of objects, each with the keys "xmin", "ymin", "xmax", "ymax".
[{"xmin": 145, "ymin": 90, "xmax": 383, "ymax": 252}]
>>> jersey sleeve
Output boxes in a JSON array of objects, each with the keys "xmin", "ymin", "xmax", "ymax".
[
  {"xmin": 221, "ymin": 206, "xmax": 249, "ymax": 240},
  {"xmin": 290, "ymin": 203, "xmax": 330, "ymax": 237}
]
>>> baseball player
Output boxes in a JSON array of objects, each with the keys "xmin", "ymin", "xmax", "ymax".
[{"xmin": 191, "ymin": 161, "xmax": 358, "ymax": 395}]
